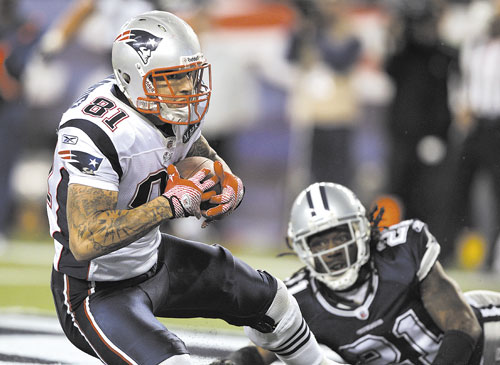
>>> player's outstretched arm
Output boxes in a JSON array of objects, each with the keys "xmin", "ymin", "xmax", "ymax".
[
  {"xmin": 67, "ymin": 184, "xmax": 173, "ymax": 261},
  {"xmin": 420, "ymin": 261, "xmax": 482, "ymax": 365}
]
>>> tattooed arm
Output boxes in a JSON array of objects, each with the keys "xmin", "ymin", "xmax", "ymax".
[
  {"xmin": 67, "ymin": 184, "xmax": 173, "ymax": 261},
  {"xmin": 187, "ymin": 135, "xmax": 232, "ymax": 172}
]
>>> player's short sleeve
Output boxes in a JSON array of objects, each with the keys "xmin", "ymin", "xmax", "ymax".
[
  {"xmin": 56, "ymin": 126, "xmax": 120, "ymax": 191},
  {"xmin": 379, "ymin": 220, "xmax": 441, "ymax": 283},
  {"xmin": 408, "ymin": 220, "xmax": 441, "ymax": 281}
]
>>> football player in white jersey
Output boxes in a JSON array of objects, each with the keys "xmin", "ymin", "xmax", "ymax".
[
  {"xmin": 47, "ymin": 11, "xmax": 341, "ymax": 365},
  {"xmin": 213, "ymin": 183, "xmax": 500, "ymax": 365}
]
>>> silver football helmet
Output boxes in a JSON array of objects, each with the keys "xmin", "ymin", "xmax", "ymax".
[
  {"xmin": 112, "ymin": 11, "xmax": 211, "ymax": 125},
  {"xmin": 287, "ymin": 182, "xmax": 371, "ymax": 291}
]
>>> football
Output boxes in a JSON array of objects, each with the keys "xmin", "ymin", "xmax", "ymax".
[
  {"xmin": 175, "ymin": 156, "xmax": 215, "ymax": 179},
  {"xmin": 174, "ymin": 156, "xmax": 221, "ymax": 210}
]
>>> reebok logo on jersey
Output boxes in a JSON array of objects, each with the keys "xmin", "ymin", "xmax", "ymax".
[
  {"xmin": 62, "ymin": 134, "xmax": 78, "ymax": 145},
  {"xmin": 115, "ymin": 30, "xmax": 162, "ymax": 65},
  {"xmin": 58, "ymin": 150, "xmax": 103, "ymax": 175}
]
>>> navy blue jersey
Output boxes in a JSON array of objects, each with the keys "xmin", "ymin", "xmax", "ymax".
[{"xmin": 285, "ymin": 219, "xmax": 483, "ymax": 364}]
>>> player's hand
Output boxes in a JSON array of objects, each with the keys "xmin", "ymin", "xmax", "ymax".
[
  {"xmin": 202, "ymin": 161, "xmax": 244, "ymax": 223},
  {"xmin": 163, "ymin": 164, "xmax": 218, "ymax": 219}
]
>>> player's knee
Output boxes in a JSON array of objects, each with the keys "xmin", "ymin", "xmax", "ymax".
[
  {"xmin": 158, "ymin": 354, "xmax": 191, "ymax": 364},
  {"xmin": 244, "ymin": 278, "xmax": 303, "ymax": 348},
  {"xmin": 244, "ymin": 279, "xmax": 325, "ymax": 364}
]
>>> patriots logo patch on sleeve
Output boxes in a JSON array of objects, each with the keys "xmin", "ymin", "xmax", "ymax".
[{"xmin": 58, "ymin": 150, "xmax": 103, "ymax": 175}]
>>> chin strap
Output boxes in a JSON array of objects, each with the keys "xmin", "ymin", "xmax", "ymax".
[{"xmin": 159, "ymin": 102, "xmax": 189, "ymax": 124}]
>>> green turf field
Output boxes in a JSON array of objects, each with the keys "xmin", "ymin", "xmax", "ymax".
[{"xmin": 2, "ymin": 240, "xmax": 500, "ymax": 332}]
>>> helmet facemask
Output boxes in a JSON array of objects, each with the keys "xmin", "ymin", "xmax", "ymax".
[
  {"xmin": 136, "ymin": 62, "xmax": 211, "ymax": 125},
  {"xmin": 293, "ymin": 218, "xmax": 370, "ymax": 291},
  {"xmin": 307, "ymin": 223, "xmax": 360, "ymax": 275}
]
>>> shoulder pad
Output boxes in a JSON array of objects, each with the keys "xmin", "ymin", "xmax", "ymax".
[{"xmin": 377, "ymin": 219, "xmax": 428, "ymax": 251}]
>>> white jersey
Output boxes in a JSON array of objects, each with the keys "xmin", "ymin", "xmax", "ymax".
[
  {"xmin": 461, "ymin": 38, "xmax": 500, "ymax": 118},
  {"xmin": 47, "ymin": 76, "xmax": 204, "ymax": 281}
]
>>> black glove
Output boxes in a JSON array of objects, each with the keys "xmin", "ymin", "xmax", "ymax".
[{"xmin": 432, "ymin": 330, "xmax": 476, "ymax": 365}]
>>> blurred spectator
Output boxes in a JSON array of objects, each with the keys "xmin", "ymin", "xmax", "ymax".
[
  {"xmin": 0, "ymin": 0, "xmax": 42, "ymax": 250},
  {"xmin": 383, "ymin": 1, "xmax": 458, "ymax": 263},
  {"xmin": 9, "ymin": 0, "xmax": 156, "ymax": 242},
  {"xmin": 163, "ymin": 0, "xmax": 301, "ymax": 247},
  {"xmin": 349, "ymin": 4, "xmax": 394, "ymax": 204},
  {"xmin": 24, "ymin": 0, "xmax": 154, "ymax": 142},
  {"xmin": 286, "ymin": 0, "xmax": 362, "ymax": 192},
  {"xmin": 450, "ymin": 2, "xmax": 500, "ymax": 272}
]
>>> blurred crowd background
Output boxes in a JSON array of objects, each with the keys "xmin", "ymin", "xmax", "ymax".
[{"xmin": 1, "ymin": 0, "xmax": 500, "ymax": 273}]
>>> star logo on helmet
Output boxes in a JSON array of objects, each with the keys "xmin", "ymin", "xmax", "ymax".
[{"xmin": 116, "ymin": 29, "xmax": 162, "ymax": 65}]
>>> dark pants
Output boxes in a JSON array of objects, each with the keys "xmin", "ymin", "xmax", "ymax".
[
  {"xmin": 51, "ymin": 234, "xmax": 277, "ymax": 364},
  {"xmin": 0, "ymin": 101, "xmax": 25, "ymax": 234},
  {"xmin": 311, "ymin": 126, "xmax": 353, "ymax": 187}
]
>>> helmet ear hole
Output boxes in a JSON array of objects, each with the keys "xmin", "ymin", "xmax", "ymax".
[{"xmin": 122, "ymin": 72, "xmax": 131, "ymax": 84}]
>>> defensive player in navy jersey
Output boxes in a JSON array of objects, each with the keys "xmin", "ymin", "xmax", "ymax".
[
  {"xmin": 47, "ymin": 11, "xmax": 341, "ymax": 365},
  {"xmin": 214, "ymin": 182, "xmax": 500, "ymax": 365}
]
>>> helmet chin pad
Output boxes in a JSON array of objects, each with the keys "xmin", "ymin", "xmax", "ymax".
[
  {"xmin": 159, "ymin": 103, "xmax": 189, "ymax": 124},
  {"xmin": 315, "ymin": 266, "xmax": 360, "ymax": 291}
]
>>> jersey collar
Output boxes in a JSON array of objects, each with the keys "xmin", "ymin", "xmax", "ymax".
[{"xmin": 312, "ymin": 270, "xmax": 379, "ymax": 321}]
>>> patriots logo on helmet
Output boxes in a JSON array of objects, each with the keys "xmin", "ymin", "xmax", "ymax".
[
  {"xmin": 58, "ymin": 150, "xmax": 103, "ymax": 175},
  {"xmin": 115, "ymin": 29, "xmax": 162, "ymax": 65}
]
